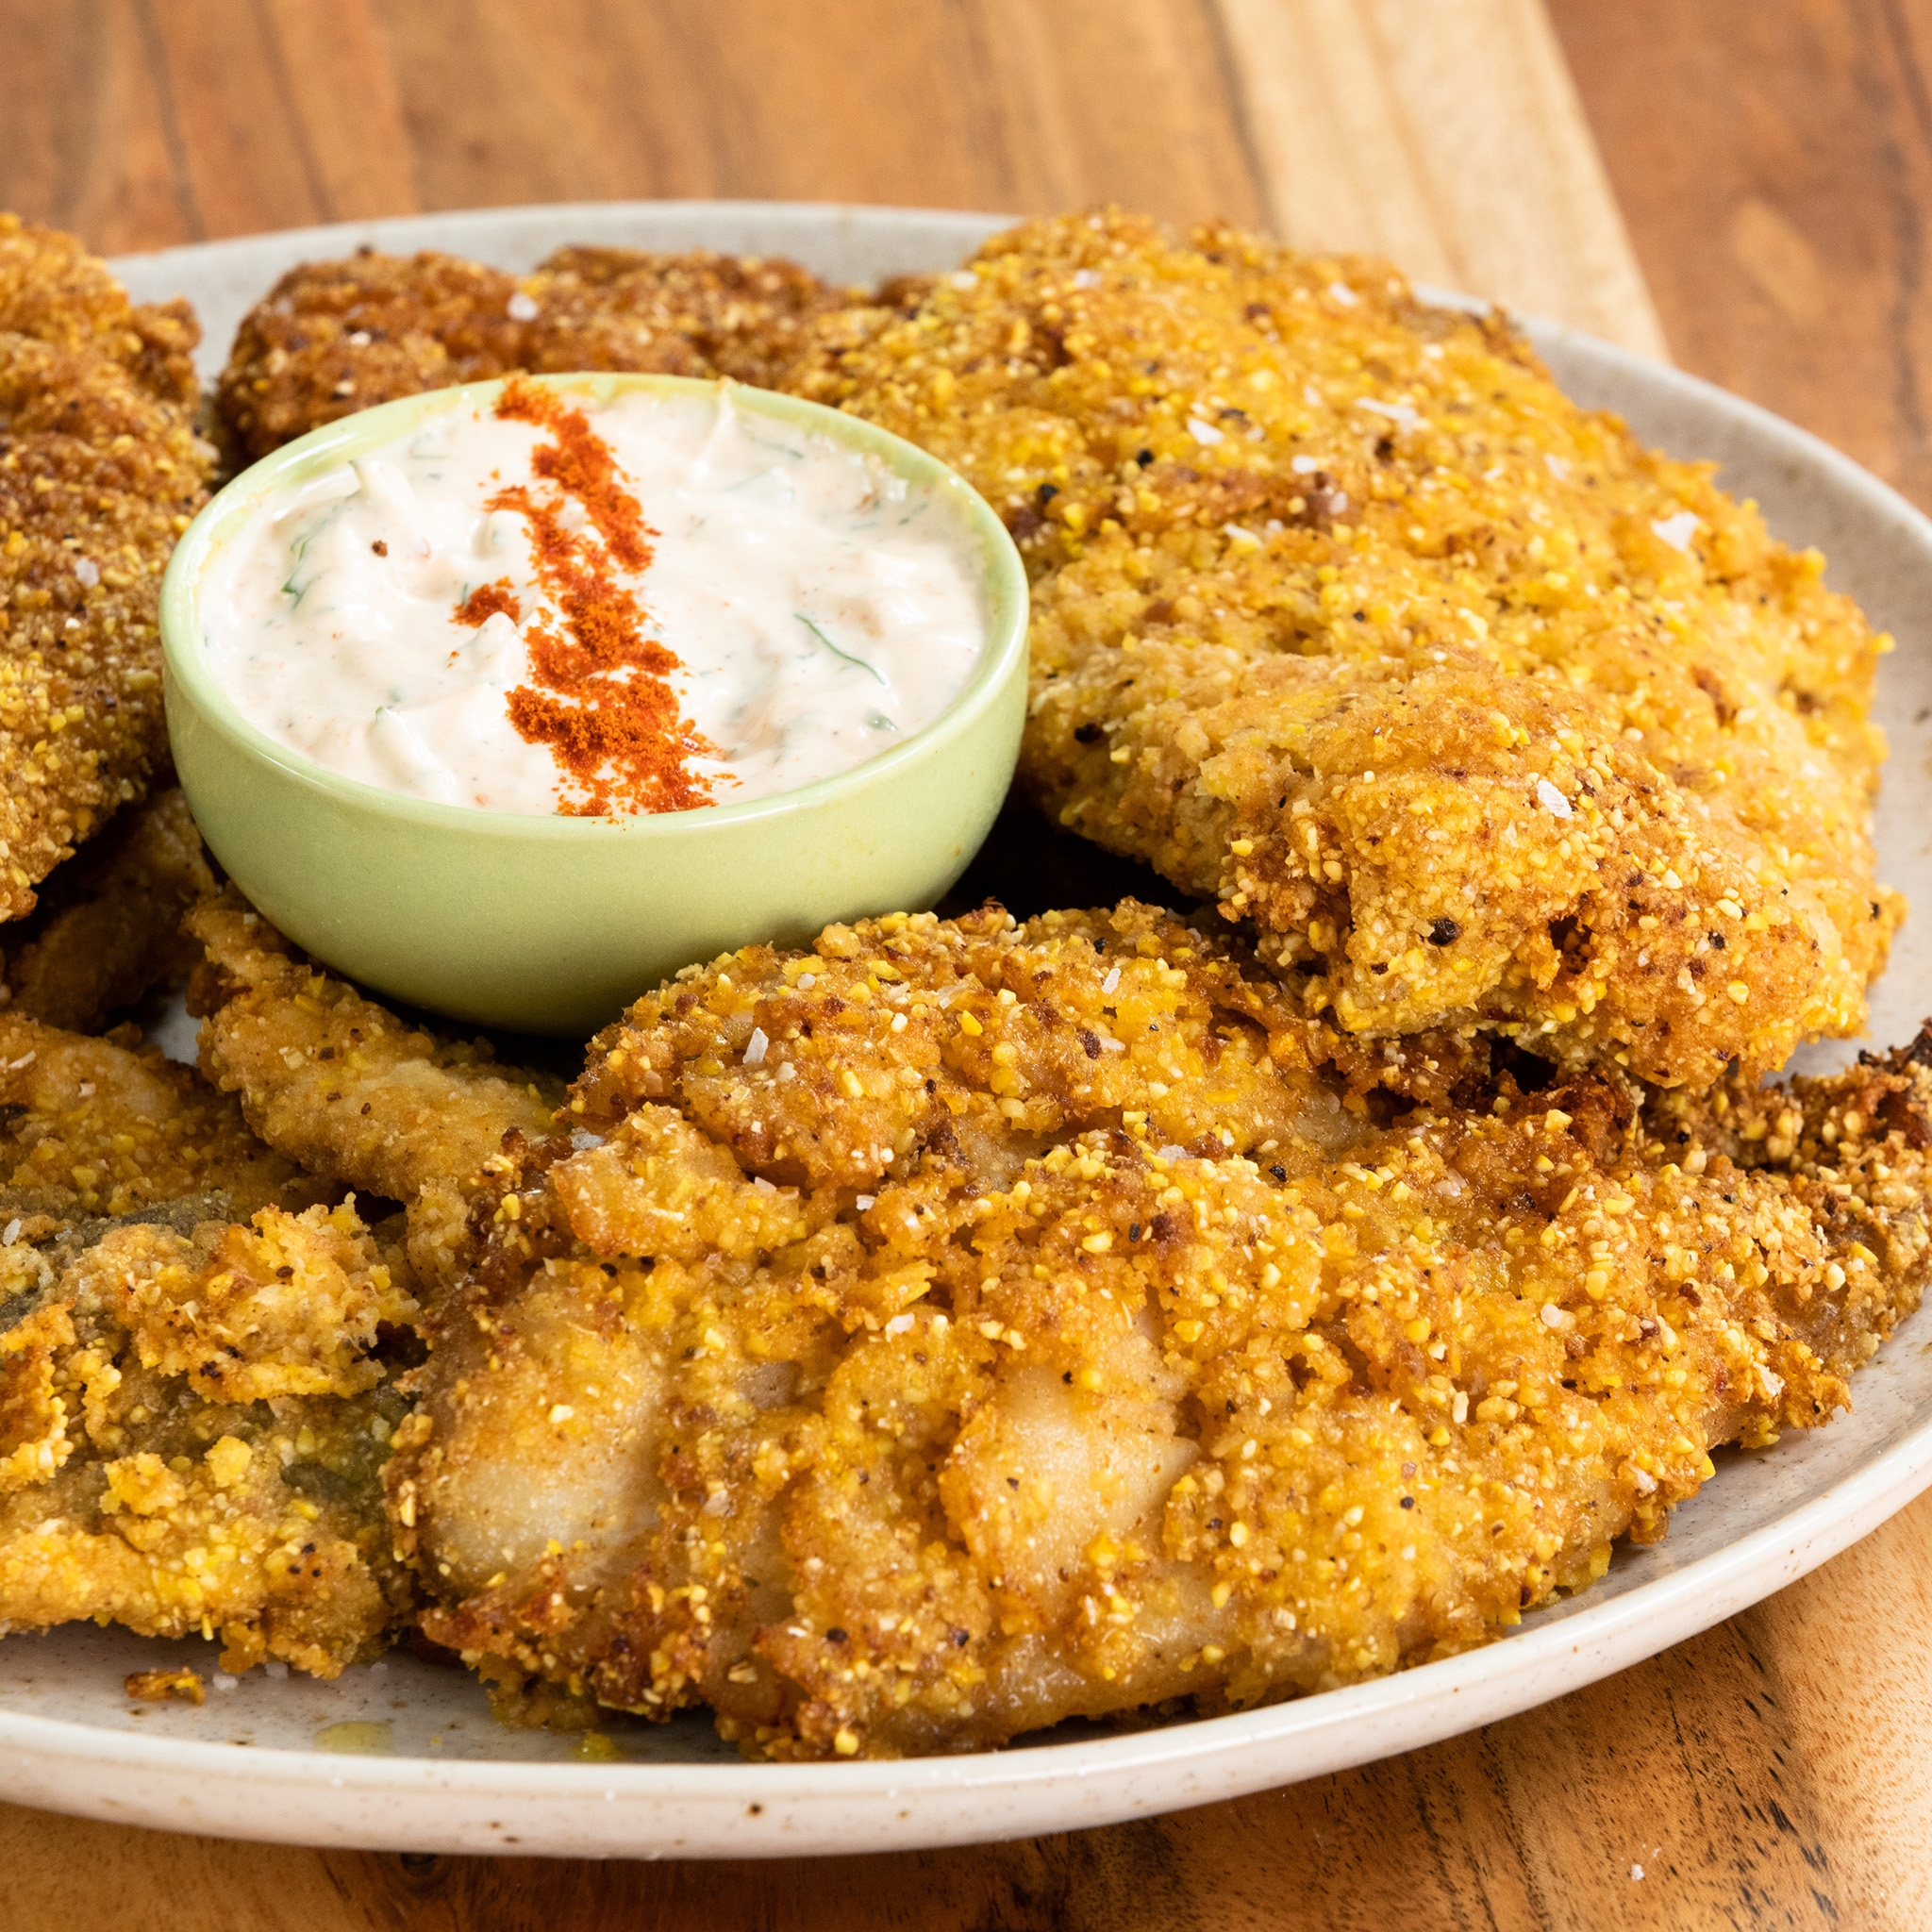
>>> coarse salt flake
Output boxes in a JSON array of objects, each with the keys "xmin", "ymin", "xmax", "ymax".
[
  {"xmin": 1156, "ymin": 1144, "xmax": 1188, "ymax": 1162},
  {"xmin": 0, "ymin": 1220, "xmax": 18, "ymax": 1248},
  {"xmin": 1650, "ymin": 509, "xmax": 1700, "ymax": 552},
  {"xmin": 1188, "ymin": 418, "xmax": 1225, "ymax": 446},
  {"xmin": 211, "ymin": 1673, "xmax": 239, "ymax": 1692},
  {"xmin": 743, "ymin": 1026, "xmax": 769, "ymax": 1067},
  {"xmin": 1543, "ymin": 453, "xmax": 1571, "ymax": 481},
  {"xmin": 950, "ymin": 271, "xmax": 977, "ymax": 290},
  {"xmin": 1291, "ymin": 454, "xmax": 1323, "ymax": 474},
  {"xmin": 1073, "ymin": 268, "xmax": 1099, "ymax": 288},
  {"xmin": 1101, "ymin": 964, "xmax": 1122, "ymax": 993},
  {"xmin": 1541, "ymin": 1303, "xmax": 1563, "ymax": 1326},
  {"xmin": 506, "ymin": 291, "xmax": 540, "ymax": 321},
  {"xmin": 1326, "ymin": 280, "xmax": 1358, "ymax": 306},
  {"xmin": 885, "ymin": 1312, "xmax": 915, "ymax": 1335},
  {"xmin": 1536, "ymin": 777, "xmax": 1573, "ymax": 819},
  {"xmin": 1357, "ymin": 396, "xmax": 1424, "ymax": 433},
  {"xmin": 74, "ymin": 558, "xmax": 99, "ymax": 587},
  {"xmin": 855, "ymin": 1194, "xmax": 875, "ymax": 1210}
]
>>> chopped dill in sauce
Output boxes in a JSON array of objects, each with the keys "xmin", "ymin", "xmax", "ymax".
[{"xmin": 201, "ymin": 383, "xmax": 986, "ymax": 815}]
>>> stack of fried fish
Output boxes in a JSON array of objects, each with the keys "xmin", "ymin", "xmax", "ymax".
[{"xmin": 0, "ymin": 211, "xmax": 1924, "ymax": 1759}]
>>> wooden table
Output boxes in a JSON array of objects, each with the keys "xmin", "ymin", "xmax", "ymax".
[{"xmin": 3, "ymin": 2, "xmax": 1930, "ymax": 1923}]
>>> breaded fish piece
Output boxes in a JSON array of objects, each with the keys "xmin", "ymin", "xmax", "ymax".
[
  {"xmin": 0, "ymin": 788, "xmax": 213, "ymax": 1033},
  {"xmin": 0, "ymin": 224, "xmax": 212, "ymax": 923},
  {"xmin": 187, "ymin": 893, "xmax": 566, "ymax": 1292},
  {"xmin": 212, "ymin": 251, "xmax": 528, "ymax": 462},
  {"xmin": 214, "ymin": 244, "xmax": 852, "ymax": 461},
  {"xmin": 789, "ymin": 210, "xmax": 1896, "ymax": 1090},
  {"xmin": 523, "ymin": 246, "xmax": 854, "ymax": 391},
  {"xmin": 0, "ymin": 1012, "xmax": 323, "ymax": 1246},
  {"xmin": 390, "ymin": 902, "xmax": 1931, "ymax": 1758},
  {"xmin": 0, "ymin": 1199, "xmax": 415, "ymax": 1676},
  {"xmin": 0, "ymin": 212, "xmax": 199, "ymax": 408}
]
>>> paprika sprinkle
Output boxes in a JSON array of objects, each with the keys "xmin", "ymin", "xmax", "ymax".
[{"xmin": 483, "ymin": 376, "xmax": 716, "ymax": 814}]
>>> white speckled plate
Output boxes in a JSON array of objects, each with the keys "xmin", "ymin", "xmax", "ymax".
[{"xmin": 4, "ymin": 202, "xmax": 1924, "ymax": 1858}]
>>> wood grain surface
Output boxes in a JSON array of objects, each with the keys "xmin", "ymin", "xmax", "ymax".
[{"xmin": 1, "ymin": 1, "xmax": 1929, "ymax": 1925}]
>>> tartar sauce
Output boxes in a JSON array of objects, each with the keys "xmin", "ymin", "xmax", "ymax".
[{"xmin": 199, "ymin": 380, "xmax": 988, "ymax": 815}]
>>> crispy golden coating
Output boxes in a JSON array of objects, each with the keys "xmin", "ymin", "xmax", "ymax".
[
  {"xmin": 0, "ymin": 213, "xmax": 199, "ymax": 408},
  {"xmin": 187, "ymin": 893, "xmax": 566, "ymax": 1292},
  {"xmin": 0, "ymin": 222, "xmax": 211, "ymax": 922},
  {"xmin": 0, "ymin": 1012, "xmax": 322, "ymax": 1244},
  {"xmin": 0, "ymin": 787, "xmax": 213, "ymax": 1032},
  {"xmin": 789, "ymin": 209, "xmax": 1897, "ymax": 1089},
  {"xmin": 0, "ymin": 1200, "xmax": 415, "ymax": 1676},
  {"xmin": 523, "ymin": 246, "xmax": 856, "ymax": 390},
  {"xmin": 213, "ymin": 244, "xmax": 853, "ymax": 461},
  {"xmin": 212, "ymin": 251, "xmax": 526, "ymax": 461},
  {"xmin": 567, "ymin": 897, "xmax": 1421, "ymax": 1191},
  {"xmin": 389, "ymin": 901, "xmax": 1931, "ymax": 1758}
]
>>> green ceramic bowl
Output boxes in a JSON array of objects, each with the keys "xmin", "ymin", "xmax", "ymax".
[{"xmin": 161, "ymin": 373, "xmax": 1028, "ymax": 1035}]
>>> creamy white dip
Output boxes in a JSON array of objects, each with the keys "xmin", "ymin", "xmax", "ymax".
[{"xmin": 198, "ymin": 383, "xmax": 988, "ymax": 814}]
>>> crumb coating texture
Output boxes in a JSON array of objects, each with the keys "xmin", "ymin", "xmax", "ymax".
[
  {"xmin": 214, "ymin": 245, "xmax": 855, "ymax": 461},
  {"xmin": 187, "ymin": 892, "xmax": 566, "ymax": 1295},
  {"xmin": 789, "ymin": 209, "xmax": 1897, "ymax": 1088},
  {"xmin": 0, "ymin": 1200, "xmax": 416, "ymax": 1675},
  {"xmin": 0, "ymin": 787, "xmax": 213, "ymax": 1033},
  {"xmin": 0, "ymin": 213, "xmax": 199, "ymax": 407},
  {"xmin": 0, "ymin": 218, "xmax": 210, "ymax": 919},
  {"xmin": 388, "ymin": 901, "xmax": 1932, "ymax": 1757},
  {"xmin": 0, "ymin": 1011, "xmax": 321, "ymax": 1241}
]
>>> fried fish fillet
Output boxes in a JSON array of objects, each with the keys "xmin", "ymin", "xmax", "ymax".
[
  {"xmin": 0, "ymin": 220, "xmax": 211, "ymax": 922},
  {"xmin": 0, "ymin": 787, "xmax": 213, "ymax": 1033},
  {"xmin": 386, "ymin": 900, "xmax": 1931, "ymax": 1758},
  {"xmin": 0, "ymin": 212, "xmax": 199, "ymax": 408},
  {"xmin": 523, "ymin": 245, "xmax": 857, "ymax": 391},
  {"xmin": 789, "ymin": 209, "xmax": 1897, "ymax": 1091},
  {"xmin": 0, "ymin": 1199, "xmax": 416, "ymax": 1675},
  {"xmin": 0, "ymin": 1011, "xmax": 324, "ymax": 1248},
  {"xmin": 213, "ymin": 244, "xmax": 853, "ymax": 462},
  {"xmin": 186, "ymin": 892, "xmax": 567, "ymax": 1293}
]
